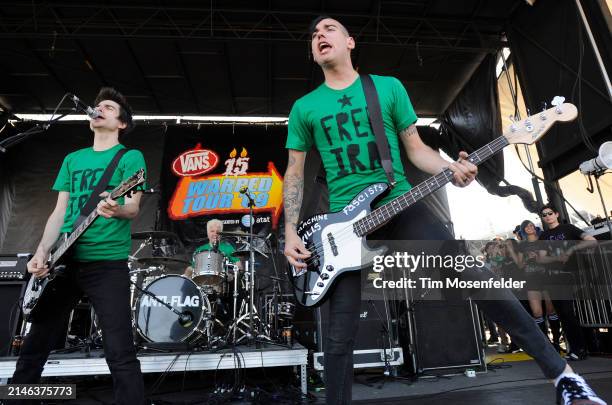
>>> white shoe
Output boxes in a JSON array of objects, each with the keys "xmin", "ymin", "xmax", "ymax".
[{"xmin": 556, "ymin": 374, "xmax": 607, "ymax": 405}]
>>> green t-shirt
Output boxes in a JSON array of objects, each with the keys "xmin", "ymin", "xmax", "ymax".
[
  {"xmin": 52, "ymin": 144, "xmax": 147, "ymax": 262},
  {"xmin": 193, "ymin": 241, "xmax": 239, "ymax": 264},
  {"xmin": 286, "ymin": 75, "xmax": 417, "ymax": 212}
]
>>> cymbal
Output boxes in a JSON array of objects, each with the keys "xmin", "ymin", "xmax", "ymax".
[
  {"xmin": 231, "ymin": 248, "xmax": 268, "ymax": 258},
  {"xmin": 131, "ymin": 231, "xmax": 180, "ymax": 240},
  {"xmin": 219, "ymin": 231, "xmax": 257, "ymax": 238},
  {"xmin": 131, "ymin": 257, "xmax": 190, "ymax": 273}
]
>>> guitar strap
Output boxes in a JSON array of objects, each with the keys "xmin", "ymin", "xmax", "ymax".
[
  {"xmin": 73, "ymin": 148, "xmax": 129, "ymax": 230},
  {"xmin": 315, "ymin": 74, "xmax": 396, "ymax": 187},
  {"xmin": 360, "ymin": 74, "xmax": 396, "ymax": 187}
]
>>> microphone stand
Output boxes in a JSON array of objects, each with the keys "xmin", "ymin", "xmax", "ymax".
[
  {"xmin": 0, "ymin": 112, "xmax": 70, "ymax": 153},
  {"xmin": 233, "ymin": 190, "xmax": 287, "ymax": 348}
]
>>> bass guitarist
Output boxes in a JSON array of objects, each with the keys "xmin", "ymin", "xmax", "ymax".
[
  {"xmin": 10, "ymin": 88, "xmax": 146, "ymax": 405},
  {"xmin": 282, "ymin": 16, "xmax": 605, "ymax": 405}
]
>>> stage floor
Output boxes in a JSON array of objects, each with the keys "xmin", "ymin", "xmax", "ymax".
[
  {"xmin": 0, "ymin": 347, "xmax": 611, "ymax": 403},
  {"xmin": 0, "ymin": 342, "xmax": 308, "ymax": 396}
]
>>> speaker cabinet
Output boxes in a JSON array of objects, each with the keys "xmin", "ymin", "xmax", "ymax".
[
  {"xmin": 313, "ymin": 299, "xmax": 403, "ymax": 370},
  {"xmin": 411, "ymin": 299, "xmax": 485, "ymax": 373}
]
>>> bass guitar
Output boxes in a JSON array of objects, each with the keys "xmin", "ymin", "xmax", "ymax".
[{"xmin": 289, "ymin": 101, "xmax": 577, "ymax": 307}]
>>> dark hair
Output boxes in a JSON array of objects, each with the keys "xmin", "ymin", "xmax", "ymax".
[
  {"xmin": 539, "ymin": 203, "xmax": 558, "ymax": 215},
  {"xmin": 94, "ymin": 87, "xmax": 134, "ymax": 136},
  {"xmin": 308, "ymin": 15, "xmax": 350, "ymax": 37},
  {"xmin": 519, "ymin": 220, "xmax": 541, "ymax": 239}
]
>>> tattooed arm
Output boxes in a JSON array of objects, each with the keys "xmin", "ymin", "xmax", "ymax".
[
  {"xmin": 399, "ymin": 124, "xmax": 477, "ymax": 187},
  {"xmin": 283, "ymin": 149, "xmax": 311, "ymax": 268}
]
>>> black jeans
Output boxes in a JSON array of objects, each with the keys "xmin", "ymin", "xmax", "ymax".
[
  {"xmin": 323, "ymin": 202, "xmax": 567, "ymax": 404},
  {"xmin": 552, "ymin": 299, "xmax": 586, "ymax": 353},
  {"xmin": 10, "ymin": 260, "xmax": 144, "ymax": 405}
]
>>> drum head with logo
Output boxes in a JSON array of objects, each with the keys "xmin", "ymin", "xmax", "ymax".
[{"xmin": 135, "ymin": 275, "xmax": 209, "ymax": 343}]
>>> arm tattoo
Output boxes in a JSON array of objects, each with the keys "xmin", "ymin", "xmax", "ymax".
[
  {"xmin": 283, "ymin": 173, "xmax": 304, "ymax": 230},
  {"xmin": 399, "ymin": 124, "xmax": 419, "ymax": 140}
]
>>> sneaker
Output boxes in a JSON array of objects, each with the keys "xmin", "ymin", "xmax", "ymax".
[
  {"xmin": 497, "ymin": 344, "xmax": 508, "ymax": 354},
  {"xmin": 565, "ymin": 350, "xmax": 588, "ymax": 361},
  {"xmin": 487, "ymin": 337, "xmax": 499, "ymax": 346},
  {"xmin": 556, "ymin": 374, "xmax": 607, "ymax": 405}
]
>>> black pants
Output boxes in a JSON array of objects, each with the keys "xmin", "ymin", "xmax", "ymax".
[
  {"xmin": 11, "ymin": 260, "xmax": 144, "ymax": 405},
  {"xmin": 323, "ymin": 202, "xmax": 567, "ymax": 404},
  {"xmin": 552, "ymin": 299, "xmax": 586, "ymax": 353}
]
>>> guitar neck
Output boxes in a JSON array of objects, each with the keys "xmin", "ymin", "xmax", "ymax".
[
  {"xmin": 354, "ymin": 135, "xmax": 509, "ymax": 236},
  {"xmin": 49, "ymin": 207, "xmax": 100, "ymax": 268}
]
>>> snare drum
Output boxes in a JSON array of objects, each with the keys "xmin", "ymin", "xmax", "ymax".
[
  {"xmin": 192, "ymin": 251, "xmax": 225, "ymax": 289},
  {"xmin": 134, "ymin": 275, "xmax": 211, "ymax": 343}
]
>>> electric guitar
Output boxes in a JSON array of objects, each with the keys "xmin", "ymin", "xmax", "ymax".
[
  {"xmin": 289, "ymin": 101, "xmax": 577, "ymax": 307},
  {"xmin": 22, "ymin": 168, "xmax": 146, "ymax": 318}
]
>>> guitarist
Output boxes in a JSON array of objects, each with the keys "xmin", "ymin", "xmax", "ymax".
[
  {"xmin": 282, "ymin": 16, "xmax": 606, "ymax": 405},
  {"xmin": 10, "ymin": 88, "xmax": 146, "ymax": 405}
]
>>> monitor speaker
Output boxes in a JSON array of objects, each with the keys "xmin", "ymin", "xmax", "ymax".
[{"xmin": 411, "ymin": 299, "xmax": 485, "ymax": 373}]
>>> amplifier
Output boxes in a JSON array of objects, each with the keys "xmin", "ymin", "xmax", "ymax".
[
  {"xmin": 410, "ymin": 299, "xmax": 486, "ymax": 374},
  {"xmin": 313, "ymin": 299, "xmax": 403, "ymax": 370},
  {"xmin": 0, "ymin": 254, "xmax": 31, "ymax": 280}
]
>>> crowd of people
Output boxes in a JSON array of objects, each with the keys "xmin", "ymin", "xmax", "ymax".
[{"xmin": 481, "ymin": 204, "xmax": 597, "ymax": 361}]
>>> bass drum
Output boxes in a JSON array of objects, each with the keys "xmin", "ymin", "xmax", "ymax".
[{"xmin": 135, "ymin": 275, "xmax": 211, "ymax": 343}]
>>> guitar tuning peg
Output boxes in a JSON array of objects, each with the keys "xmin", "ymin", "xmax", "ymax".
[
  {"xmin": 540, "ymin": 102, "xmax": 548, "ymax": 120},
  {"xmin": 550, "ymin": 96, "xmax": 565, "ymax": 106},
  {"xmin": 509, "ymin": 115, "xmax": 518, "ymax": 132},
  {"xmin": 527, "ymin": 108, "xmax": 531, "ymax": 117},
  {"xmin": 551, "ymin": 96, "xmax": 565, "ymax": 114}
]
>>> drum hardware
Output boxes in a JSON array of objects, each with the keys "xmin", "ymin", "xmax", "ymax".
[
  {"xmin": 130, "ymin": 257, "xmax": 190, "ymax": 275},
  {"xmin": 222, "ymin": 192, "xmax": 285, "ymax": 347},
  {"xmin": 131, "ymin": 231, "xmax": 181, "ymax": 240}
]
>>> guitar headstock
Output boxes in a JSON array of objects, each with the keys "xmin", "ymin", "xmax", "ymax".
[
  {"xmin": 504, "ymin": 101, "xmax": 577, "ymax": 145},
  {"xmin": 110, "ymin": 168, "xmax": 146, "ymax": 200}
]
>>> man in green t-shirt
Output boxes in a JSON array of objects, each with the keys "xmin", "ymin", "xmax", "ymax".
[
  {"xmin": 184, "ymin": 219, "xmax": 241, "ymax": 280},
  {"xmin": 283, "ymin": 16, "xmax": 605, "ymax": 405},
  {"xmin": 11, "ymin": 88, "xmax": 145, "ymax": 405}
]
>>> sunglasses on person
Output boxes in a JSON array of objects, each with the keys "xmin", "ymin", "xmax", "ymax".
[{"xmin": 541, "ymin": 211, "xmax": 555, "ymax": 217}]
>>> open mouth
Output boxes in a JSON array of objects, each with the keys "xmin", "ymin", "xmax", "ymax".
[{"xmin": 318, "ymin": 42, "xmax": 331, "ymax": 53}]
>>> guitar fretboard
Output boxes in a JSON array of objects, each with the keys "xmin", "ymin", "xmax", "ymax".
[
  {"xmin": 49, "ymin": 209, "xmax": 100, "ymax": 267},
  {"xmin": 353, "ymin": 135, "xmax": 509, "ymax": 236}
]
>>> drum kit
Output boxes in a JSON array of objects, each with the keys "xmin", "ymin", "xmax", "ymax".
[{"xmin": 126, "ymin": 230, "xmax": 294, "ymax": 349}]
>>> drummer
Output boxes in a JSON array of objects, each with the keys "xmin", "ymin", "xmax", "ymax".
[{"xmin": 184, "ymin": 219, "xmax": 241, "ymax": 278}]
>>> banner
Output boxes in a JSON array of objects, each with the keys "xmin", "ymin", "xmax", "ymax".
[{"xmin": 168, "ymin": 145, "xmax": 284, "ymax": 227}]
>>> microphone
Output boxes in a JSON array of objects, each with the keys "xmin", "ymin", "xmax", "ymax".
[
  {"xmin": 70, "ymin": 94, "xmax": 101, "ymax": 120},
  {"xmin": 239, "ymin": 186, "xmax": 256, "ymax": 207}
]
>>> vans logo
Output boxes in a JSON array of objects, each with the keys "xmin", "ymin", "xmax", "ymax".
[
  {"xmin": 172, "ymin": 144, "xmax": 219, "ymax": 177},
  {"xmin": 360, "ymin": 311, "xmax": 368, "ymax": 319}
]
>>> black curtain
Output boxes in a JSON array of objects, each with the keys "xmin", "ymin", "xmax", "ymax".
[
  {"xmin": 507, "ymin": 0, "xmax": 612, "ymax": 181},
  {"xmin": 439, "ymin": 54, "xmax": 539, "ymax": 213}
]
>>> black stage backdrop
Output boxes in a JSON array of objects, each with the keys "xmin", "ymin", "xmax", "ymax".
[
  {"xmin": 0, "ymin": 122, "xmax": 165, "ymax": 254},
  {"xmin": 0, "ymin": 121, "xmax": 451, "ymax": 267},
  {"xmin": 508, "ymin": 0, "xmax": 612, "ymax": 181}
]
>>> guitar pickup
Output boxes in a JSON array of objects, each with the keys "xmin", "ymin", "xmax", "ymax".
[{"xmin": 327, "ymin": 233, "xmax": 338, "ymax": 256}]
